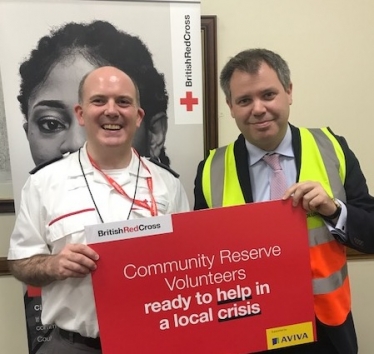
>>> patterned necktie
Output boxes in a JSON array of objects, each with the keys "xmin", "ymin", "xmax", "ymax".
[{"xmin": 262, "ymin": 153, "xmax": 288, "ymax": 200}]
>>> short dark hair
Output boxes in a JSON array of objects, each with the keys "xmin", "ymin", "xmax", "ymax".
[
  {"xmin": 18, "ymin": 20, "xmax": 168, "ymax": 123},
  {"xmin": 220, "ymin": 48, "xmax": 291, "ymax": 100},
  {"xmin": 18, "ymin": 20, "xmax": 169, "ymax": 164}
]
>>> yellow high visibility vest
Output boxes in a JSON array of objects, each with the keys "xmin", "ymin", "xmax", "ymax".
[{"xmin": 202, "ymin": 127, "xmax": 350, "ymax": 326}]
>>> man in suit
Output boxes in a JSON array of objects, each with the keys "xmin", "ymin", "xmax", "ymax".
[{"xmin": 194, "ymin": 48, "xmax": 374, "ymax": 354}]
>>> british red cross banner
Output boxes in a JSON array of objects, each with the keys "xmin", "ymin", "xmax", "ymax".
[{"xmin": 86, "ymin": 200, "xmax": 316, "ymax": 353}]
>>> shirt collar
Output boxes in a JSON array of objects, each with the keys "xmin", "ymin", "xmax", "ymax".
[
  {"xmin": 245, "ymin": 124, "xmax": 294, "ymax": 166},
  {"xmin": 68, "ymin": 143, "xmax": 151, "ymax": 178},
  {"xmin": 67, "ymin": 142, "xmax": 91, "ymax": 177}
]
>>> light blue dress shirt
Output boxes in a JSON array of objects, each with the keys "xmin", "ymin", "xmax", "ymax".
[{"xmin": 244, "ymin": 125, "xmax": 347, "ymax": 241}]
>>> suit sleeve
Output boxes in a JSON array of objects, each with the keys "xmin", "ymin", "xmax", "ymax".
[
  {"xmin": 335, "ymin": 135, "xmax": 374, "ymax": 252},
  {"xmin": 193, "ymin": 160, "xmax": 209, "ymax": 210}
]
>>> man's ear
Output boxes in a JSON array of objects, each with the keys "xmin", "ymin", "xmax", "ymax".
[
  {"xmin": 136, "ymin": 107, "xmax": 145, "ymax": 128},
  {"xmin": 287, "ymin": 82, "xmax": 293, "ymax": 105},
  {"xmin": 74, "ymin": 104, "xmax": 85, "ymax": 126},
  {"xmin": 148, "ymin": 112, "xmax": 167, "ymax": 160},
  {"xmin": 226, "ymin": 97, "xmax": 236, "ymax": 118}
]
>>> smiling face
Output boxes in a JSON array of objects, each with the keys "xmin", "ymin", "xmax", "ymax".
[
  {"xmin": 227, "ymin": 63, "xmax": 293, "ymax": 151},
  {"xmin": 74, "ymin": 66, "xmax": 144, "ymax": 162}
]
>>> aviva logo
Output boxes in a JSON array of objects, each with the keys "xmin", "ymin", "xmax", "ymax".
[{"xmin": 266, "ymin": 322, "xmax": 314, "ymax": 349}]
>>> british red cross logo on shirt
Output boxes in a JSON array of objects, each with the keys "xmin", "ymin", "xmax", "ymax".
[{"xmin": 180, "ymin": 91, "xmax": 199, "ymax": 111}]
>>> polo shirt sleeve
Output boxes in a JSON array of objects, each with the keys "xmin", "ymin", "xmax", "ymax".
[{"xmin": 8, "ymin": 175, "xmax": 50, "ymax": 260}]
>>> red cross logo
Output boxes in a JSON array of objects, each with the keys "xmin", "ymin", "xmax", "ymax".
[{"xmin": 180, "ymin": 91, "xmax": 198, "ymax": 111}]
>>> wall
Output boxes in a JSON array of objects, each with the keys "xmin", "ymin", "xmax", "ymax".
[
  {"xmin": 349, "ymin": 260, "xmax": 374, "ymax": 353},
  {"xmin": 202, "ymin": 0, "xmax": 374, "ymax": 192},
  {"xmin": 0, "ymin": 213, "xmax": 28, "ymax": 353},
  {"xmin": 2, "ymin": 0, "xmax": 374, "ymax": 353}
]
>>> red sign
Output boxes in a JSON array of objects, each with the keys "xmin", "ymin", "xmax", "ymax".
[
  {"xmin": 88, "ymin": 200, "xmax": 316, "ymax": 353},
  {"xmin": 180, "ymin": 91, "xmax": 199, "ymax": 111}
]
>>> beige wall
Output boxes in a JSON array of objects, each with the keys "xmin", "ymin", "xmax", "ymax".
[
  {"xmin": 2, "ymin": 0, "xmax": 374, "ymax": 353},
  {"xmin": 202, "ymin": 0, "xmax": 374, "ymax": 191},
  {"xmin": 0, "ymin": 214, "xmax": 15, "ymax": 255},
  {"xmin": 349, "ymin": 260, "xmax": 374, "ymax": 353},
  {"xmin": 0, "ymin": 213, "xmax": 28, "ymax": 353},
  {"xmin": 0, "ymin": 273, "xmax": 28, "ymax": 354}
]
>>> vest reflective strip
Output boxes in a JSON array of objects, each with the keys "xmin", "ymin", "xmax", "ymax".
[
  {"xmin": 210, "ymin": 146, "xmax": 228, "ymax": 208},
  {"xmin": 203, "ymin": 144, "xmax": 244, "ymax": 208},
  {"xmin": 299, "ymin": 128, "xmax": 348, "ymax": 298},
  {"xmin": 307, "ymin": 128, "xmax": 346, "ymax": 202},
  {"xmin": 313, "ymin": 263, "xmax": 348, "ymax": 295},
  {"xmin": 309, "ymin": 226, "xmax": 335, "ymax": 246},
  {"xmin": 299, "ymin": 128, "xmax": 346, "ymax": 235}
]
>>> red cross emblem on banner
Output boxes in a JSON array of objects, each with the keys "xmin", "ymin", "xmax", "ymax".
[{"xmin": 180, "ymin": 91, "xmax": 198, "ymax": 111}]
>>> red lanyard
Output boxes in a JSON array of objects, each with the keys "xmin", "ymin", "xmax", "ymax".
[{"xmin": 87, "ymin": 150, "xmax": 158, "ymax": 217}]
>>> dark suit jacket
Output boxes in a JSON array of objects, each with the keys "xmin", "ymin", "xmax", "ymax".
[{"xmin": 194, "ymin": 124, "xmax": 374, "ymax": 354}]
